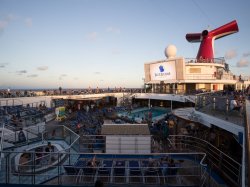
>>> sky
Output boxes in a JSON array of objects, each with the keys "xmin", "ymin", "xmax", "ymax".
[{"xmin": 0, "ymin": 0, "xmax": 250, "ymax": 89}]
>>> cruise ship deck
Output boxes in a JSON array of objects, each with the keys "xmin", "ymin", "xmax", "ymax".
[{"xmin": 0, "ymin": 89, "xmax": 249, "ymax": 187}]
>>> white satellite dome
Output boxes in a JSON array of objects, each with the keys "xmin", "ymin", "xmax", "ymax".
[{"xmin": 165, "ymin": 44, "xmax": 177, "ymax": 58}]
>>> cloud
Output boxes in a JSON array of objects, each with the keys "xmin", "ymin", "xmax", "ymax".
[
  {"xmin": 236, "ymin": 59, "xmax": 249, "ymax": 67},
  {"xmin": 27, "ymin": 74, "xmax": 38, "ymax": 78},
  {"xmin": 106, "ymin": 27, "xmax": 121, "ymax": 34},
  {"xmin": 37, "ymin": 66, "xmax": 48, "ymax": 71},
  {"xmin": 224, "ymin": 49, "xmax": 237, "ymax": 60},
  {"xmin": 6, "ymin": 14, "xmax": 16, "ymax": 22},
  {"xmin": 59, "ymin": 74, "xmax": 67, "ymax": 80},
  {"xmin": 16, "ymin": 70, "xmax": 27, "ymax": 73},
  {"xmin": 16, "ymin": 70, "xmax": 27, "ymax": 75},
  {"xmin": 74, "ymin": 77, "xmax": 78, "ymax": 80},
  {"xmin": 25, "ymin": 17, "xmax": 32, "ymax": 27},
  {"xmin": 0, "ymin": 20, "xmax": 8, "ymax": 31},
  {"xmin": 243, "ymin": 52, "xmax": 250, "ymax": 57},
  {"xmin": 0, "ymin": 63, "xmax": 9, "ymax": 68},
  {"xmin": 94, "ymin": 72, "xmax": 101, "ymax": 74},
  {"xmin": 112, "ymin": 49, "xmax": 120, "ymax": 55},
  {"xmin": 86, "ymin": 32, "xmax": 98, "ymax": 41},
  {"xmin": 0, "ymin": 14, "xmax": 17, "ymax": 32}
]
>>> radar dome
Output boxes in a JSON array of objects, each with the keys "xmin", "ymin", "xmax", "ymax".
[{"xmin": 165, "ymin": 45, "xmax": 177, "ymax": 58}]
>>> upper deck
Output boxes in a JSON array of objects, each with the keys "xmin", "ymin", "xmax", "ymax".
[
  {"xmin": 144, "ymin": 56, "xmax": 248, "ymax": 90},
  {"xmin": 185, "ymin": 57, "xmax": 225, "ymax": 67}
]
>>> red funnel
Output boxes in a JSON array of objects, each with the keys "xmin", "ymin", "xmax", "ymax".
[{"xmin": 186, "ymin": 20, "xmax": 239, "ymax": 61}]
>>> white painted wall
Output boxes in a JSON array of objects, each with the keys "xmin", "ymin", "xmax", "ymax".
[
  {"xmin": 106, "ymin": 135, "xmax": 151, "ymax": 154},
  {"xmin": 0, "ymin": 93, "xmax": 127, "ymax": 108}
]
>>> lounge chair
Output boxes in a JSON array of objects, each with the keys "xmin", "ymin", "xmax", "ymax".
[
  {"xmin": 113, "ymin": 160, "xmax": 126, "ymax": 183},
  {"xmin": 97, "ymin": 160, "xmax": 113, "ymax": 183},
  {"xmin": 129, "ymin": 160, "xmax": 142, "ymax": 183}
]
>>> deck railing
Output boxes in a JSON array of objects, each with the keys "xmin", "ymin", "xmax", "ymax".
[
  {"xmin": 0, "ymin": 125, "xmax": 242, "ymax": 187},
  {"xmin": 185, "ymin": 57, "xmax": 226, "ymax": 65},
  {"xmin": 194, "ymin": 92, "xmax": 245, "ymax": 126},
  {"xmin": 0, "ymin": 151, "xmax": 207, "ymax": 186},
  {"xmin": 0, "ymin": 124, "xmax": 80, "ymax": 151},
  {"xmin": 168, "ymin": 135, "xmax": 242, "ymax": 187}
]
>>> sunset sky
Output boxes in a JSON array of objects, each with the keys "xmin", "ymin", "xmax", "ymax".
[{"xmin": 0, "ymin": 0, "xmax": 249, "ymax": 89}]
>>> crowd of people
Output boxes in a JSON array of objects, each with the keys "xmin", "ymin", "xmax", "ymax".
[
  {"xmin": 0, "ymin": 103, "xmax": 50, "ymax": 129},
  {"xmin": 0, "ymin": 88, "xmax": 143, "ymax": 98}
]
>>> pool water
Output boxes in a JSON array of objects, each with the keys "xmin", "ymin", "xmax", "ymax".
[{"xmin": 118, "ymin": 107, "xmax": 169, "ymax": 121}]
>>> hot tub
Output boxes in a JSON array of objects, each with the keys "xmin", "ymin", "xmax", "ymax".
[{"xmin": 14, "ymin": 142, "xmax": 67, "ymax": 173}]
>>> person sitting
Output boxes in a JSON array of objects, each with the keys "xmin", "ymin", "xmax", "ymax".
[
  {"xmin": 46, "ymin": 142, "xmax": 54, "ymax": 152},
  {"xmin": 230, "ymin": 96, "xmax": 242, "ymax": 112},
  {"xmin": 87, "ymin": 155, "xmax": 98, "ymax": 167},
  {"xmin": 45, "ymin": 142, "xmax": 55, "ymax": 163},
  {"xmin": 147, "ymin": 157, "xmax": 158, "ymax": 170},
  {"xmin": 167, "ymin": 159, "xmax": 177, "ymax": 175},
  {"xmin": 11, "ymin": 115, "xmax": 18, "ymax": 127},
  {"xmin": 160, "ymin": 157, "xmax": 169, "ymax": 175}
]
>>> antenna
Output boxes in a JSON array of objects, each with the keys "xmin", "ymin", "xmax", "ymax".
[{"xmin": 186, "ymin": 20, "xmax": 239, "ymax": 61}]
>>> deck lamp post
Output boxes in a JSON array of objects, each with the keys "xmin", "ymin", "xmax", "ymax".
[
  {"xmin": 171, "ymin": 99, "xmax": 173, "ymax": 112},
  {"xmin": 213, "ymin": 97, "xmax": 216, "ymax": 110},
  {"xmin": 142, "ymin": 77, "xmax": 145, "ymax": 93},
  {"xmin": 202, "ymin": 96, "xmax": 206, "ymax": 108},
  {"xmin": 226, "ymin": 98, "xmax": 229, "ymax": 120},
  {"xmin": 213, "ymin": 97, "xmax": 216, "ymax": 116}
]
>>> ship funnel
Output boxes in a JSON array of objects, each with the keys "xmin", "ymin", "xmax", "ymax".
[{"xmin": 186, "ymin": 20, "xmax": 239, "ymax": 61}]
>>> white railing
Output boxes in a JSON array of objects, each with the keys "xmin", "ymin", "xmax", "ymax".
[{"xmin": 185, "ymin": 57, "xmax": 225, "ymax": 65}]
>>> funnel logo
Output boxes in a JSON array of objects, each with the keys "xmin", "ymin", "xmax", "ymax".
[{"xmin": 159, "ymin": 65, "xmax": 164, "ymax": 72}]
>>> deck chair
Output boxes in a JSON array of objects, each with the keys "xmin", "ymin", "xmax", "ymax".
[
  {"xmin": 166, "ymin": 163, "xmax": 181, "ymax": 185},
  {"xmin": 63, "ymin": 165, "xmax": 77, "ymax": 175},
  {"xmin": 63, "ymin": 165, "xmax": 78, "ymax": 184},
  {"xmin": 97, "ymin": 160, "xmax": 113, "ymax": 183},
  {"xmin": 144, "ymin": 168, "xmax": 160, "ymax": 184},
  {"xmin": 74, "ymin": 159, "xmax": 86, "ymax": 174},
  {"xmin": 141, "ymin": 160, "xmax": 160, "ymax": 184},
  {"xmin": 82, "ymin": 166, "xmax": 97, "ymax": 182},
  {"xmin": 113, "ymin": 160, "xmax": 126, "ymax": 183},
  {"xmin": 129, "ymin": 160, "xmax": 142, "ymax": 183}
]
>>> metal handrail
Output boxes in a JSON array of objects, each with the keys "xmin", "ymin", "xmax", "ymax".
[
  {"xmin": 1, "ymin": 129, "xmax": 240, "ymax": 187},
  {"xmin": 63, "ymin": 125, "xmax": 80, "ymax": 149},
  {"xmin": 185, "ymin": 57, "xmax": 225, "ymax": 65},
  {"xmin": 168, "ymin": 135, "xmax": 242, "ymax": 186},
  {"xmin": 169, "ymin": 135, "xmax": 240, "ymax": 165},
  {"xmin": 1, "ymin": 124, "xmax": 80, "ymax": 151},
  {"xmin": 0, "ymin": 122, "xmax": 5, "ymax": 171}
]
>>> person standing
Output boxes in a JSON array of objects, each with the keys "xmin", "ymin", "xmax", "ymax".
[{"xmin": 18, "ymin": 128, "xmax": 26, "ymax": 143}]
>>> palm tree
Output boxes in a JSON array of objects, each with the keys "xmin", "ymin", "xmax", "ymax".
[{"xmin": 59, "ymin": 87, "xmax": 62, "ymax": 95}]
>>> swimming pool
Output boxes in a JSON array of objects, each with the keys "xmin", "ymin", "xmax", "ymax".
[{"xmin": 118, "ymin": 107, "xmax": 169, "ymax": 121}]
